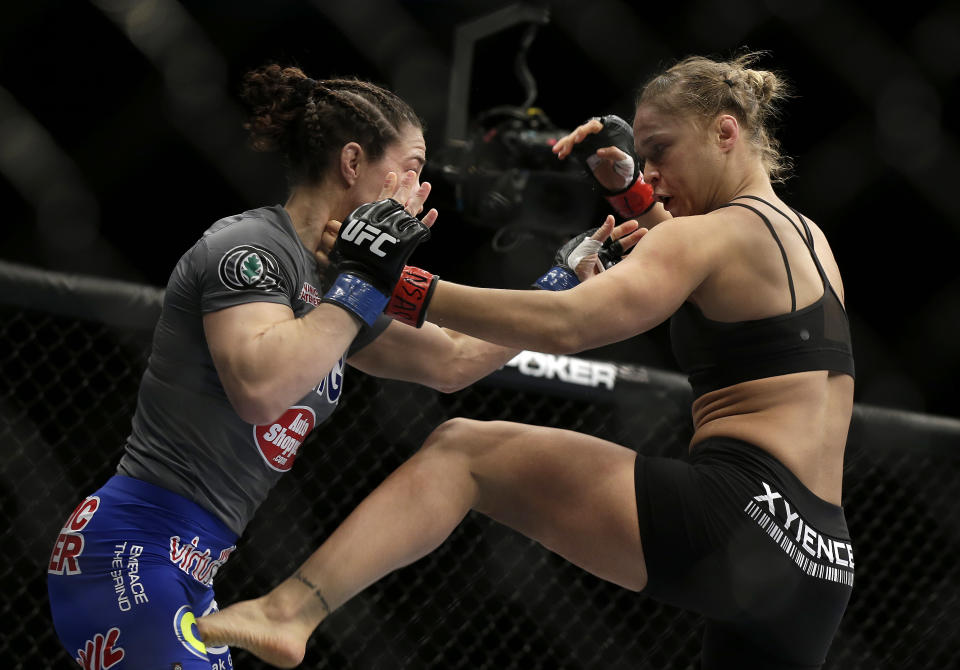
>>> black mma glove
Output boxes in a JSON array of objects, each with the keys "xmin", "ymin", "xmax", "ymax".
[
  {"xmin": 322, "ymin": 199, "xmax": 431, "ymax": 326},
  {"xmin": 533, "ymin": 228, "xmax": 627, "ymax": 290},
  {"xmin": 572, "ymin": 115, "xmax": 656, "ymax": 219}
]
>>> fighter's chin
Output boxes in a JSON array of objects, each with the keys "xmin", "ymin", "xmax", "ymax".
[
  {"xmin": 661, "ymin": 197, "xmax": 682, "ymax": 217},
  {"xmin": 657, "ymin": 195, "xmax": 684, "ymax": 217},
  {"xmin": 666, "ymin": 199, "xmax": 701, "ymax": 218}
]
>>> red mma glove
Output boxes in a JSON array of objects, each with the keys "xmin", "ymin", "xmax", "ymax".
[{"xmin": 384, "ymin": 265, "xmax": 438, "ymax": 327}]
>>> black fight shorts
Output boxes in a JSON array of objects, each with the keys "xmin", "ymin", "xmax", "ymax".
[{"xmin": 635, "ymin": 437, "xmax": 854, "ymax": 670}]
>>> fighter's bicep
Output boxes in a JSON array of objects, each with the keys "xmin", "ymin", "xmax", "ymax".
[{"xmin": 204, "ymin": 301, "xmax": 296, "ymax": 378}]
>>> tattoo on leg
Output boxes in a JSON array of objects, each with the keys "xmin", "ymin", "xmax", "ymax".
[{"xmin": 293, "ymin": 571, "xmax": 331, "ymax": 614}]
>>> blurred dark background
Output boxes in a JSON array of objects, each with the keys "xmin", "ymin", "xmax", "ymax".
[{"xmin": 1, "ymin": 0, "xmax": 958, "ymax": 418}]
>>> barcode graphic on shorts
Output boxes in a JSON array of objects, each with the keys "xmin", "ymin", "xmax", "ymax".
[{"xmin": 744, "ymin": 500, "xmax": 854, "ymax": 587}]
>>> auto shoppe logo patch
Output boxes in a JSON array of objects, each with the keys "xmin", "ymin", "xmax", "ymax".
[
  {"xmin": 218, "ymin": 245, "xmax": 285, "ymax": 292},
  {"xmin": 254, "ymin": 406, "xmax": 316, "ymax": 472}
]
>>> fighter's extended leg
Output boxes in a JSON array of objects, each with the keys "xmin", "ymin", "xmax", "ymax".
[{"xmin": 198, "ymin": 418, "xmax": 646, "ymax": 667}]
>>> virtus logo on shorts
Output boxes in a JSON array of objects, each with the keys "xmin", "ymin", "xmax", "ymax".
[
  {"xmin": 173, "ymin": 605, "xmax": 208, "ymax": 660},
  {"xmin": 254, "ymin": 405, "xmax": 317, "ymax": 472},
  {"xmin": 218, "ymin": 245, "xmax": 285, "ymax": 293},
  {"xmin": 169, "ymin": 536, "xmax": 236, "ymax": 587}
]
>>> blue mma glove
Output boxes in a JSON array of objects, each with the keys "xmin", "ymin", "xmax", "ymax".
[{"xmin": 534, "ymin": 228, "xmax": 627, "ymax": 290}]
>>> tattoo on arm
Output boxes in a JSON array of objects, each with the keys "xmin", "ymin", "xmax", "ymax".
[{"xmin": 293, "ymin": 571, "xmax": 331, "ymax": 614}]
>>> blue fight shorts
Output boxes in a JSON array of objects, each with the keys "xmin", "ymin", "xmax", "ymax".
[{"xmin": 47, "ymin": 475, "xmax": 238, "ymax": 670}]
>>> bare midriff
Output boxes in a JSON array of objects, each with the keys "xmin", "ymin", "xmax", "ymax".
[{"xmin": 689, "ymin": 370, "xmax": 855, "ymax": 506}]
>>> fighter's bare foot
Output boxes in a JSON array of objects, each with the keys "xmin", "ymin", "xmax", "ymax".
[{"xmin": 198, "ymin": 597, "xmax": 310, "ymax": 669}]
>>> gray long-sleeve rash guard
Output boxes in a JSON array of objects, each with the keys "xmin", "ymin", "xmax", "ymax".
[{"xmin": 117, "ymin": 205, "xmax": 389, "ymax": 534}]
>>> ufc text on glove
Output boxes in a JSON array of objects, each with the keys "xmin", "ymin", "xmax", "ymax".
[{"xmin": 322, "ymin": 199, "xmax": 431, "ymax": 326}]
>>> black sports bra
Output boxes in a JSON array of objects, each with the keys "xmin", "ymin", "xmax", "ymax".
[{"xmin": 669, "ymin": 196, "xmax": 855, "ymax": 398}]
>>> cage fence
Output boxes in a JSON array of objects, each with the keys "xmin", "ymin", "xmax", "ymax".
[{"xmin": 0, "ymin": 260, "xmax": 957, "ymax": 670}]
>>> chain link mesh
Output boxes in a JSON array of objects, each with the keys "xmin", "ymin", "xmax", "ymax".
[{"xmin": 0, "ymin": 302, "xmax": 957, "ymax": 669}]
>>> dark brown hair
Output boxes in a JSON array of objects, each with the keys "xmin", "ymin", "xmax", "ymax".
[
  {"xmin": 637, "ymin": 51, "xmax": 793, "ymax": 182},
  {"xmin": 240, "ymin": 64, "xmax": 423, "ymax": 186}
]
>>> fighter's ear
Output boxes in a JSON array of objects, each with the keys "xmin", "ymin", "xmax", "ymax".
[
  {"xmin": 340, "ymin": 142, "xmax": 364, "ymax": 185},
  {"xmin": 717, "ymin": 114, "xmax": 739, "ymax": 152}
]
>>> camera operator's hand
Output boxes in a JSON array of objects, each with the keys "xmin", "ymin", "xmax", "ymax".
[{"xmin": 553, "ymin": 115, "xmax": 656, "ymax": 220}]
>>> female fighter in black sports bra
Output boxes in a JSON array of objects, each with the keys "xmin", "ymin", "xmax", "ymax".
[{"xmin": 200, "ymin": 52, "xmax": 855, "ymax": 670}]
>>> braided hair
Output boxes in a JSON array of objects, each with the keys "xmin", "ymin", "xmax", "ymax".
[{"xmin": 240, "ymin": 64, "xmax": 423, "ymax": 186}]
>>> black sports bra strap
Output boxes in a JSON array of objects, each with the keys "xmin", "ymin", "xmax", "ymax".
[
  {"xmin": 718, "ymin": 201, "xmax": 796, "ymax": 311},
  {"xmin": 733, "ymin": 195, "xmax": 810, "ymax": 245},
  {"xmin": 729, "ymin": 195, "xmax": 830, "ymax": 287},
  {"xmin": 790, "ymin": 207, "xmax": 815, "ymax": 247},
  {"xmin": 790, "ymin": 208, "xmax": 830, "ymax": 280}
]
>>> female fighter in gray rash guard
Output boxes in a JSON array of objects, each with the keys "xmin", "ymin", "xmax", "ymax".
[
  {"xmin": 199, "ymin": 52, "xmax": 855, "ymax": 670},
  {"xmin": 45, "ymin": 64, "xmax": 547, "ymax": 670}
]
